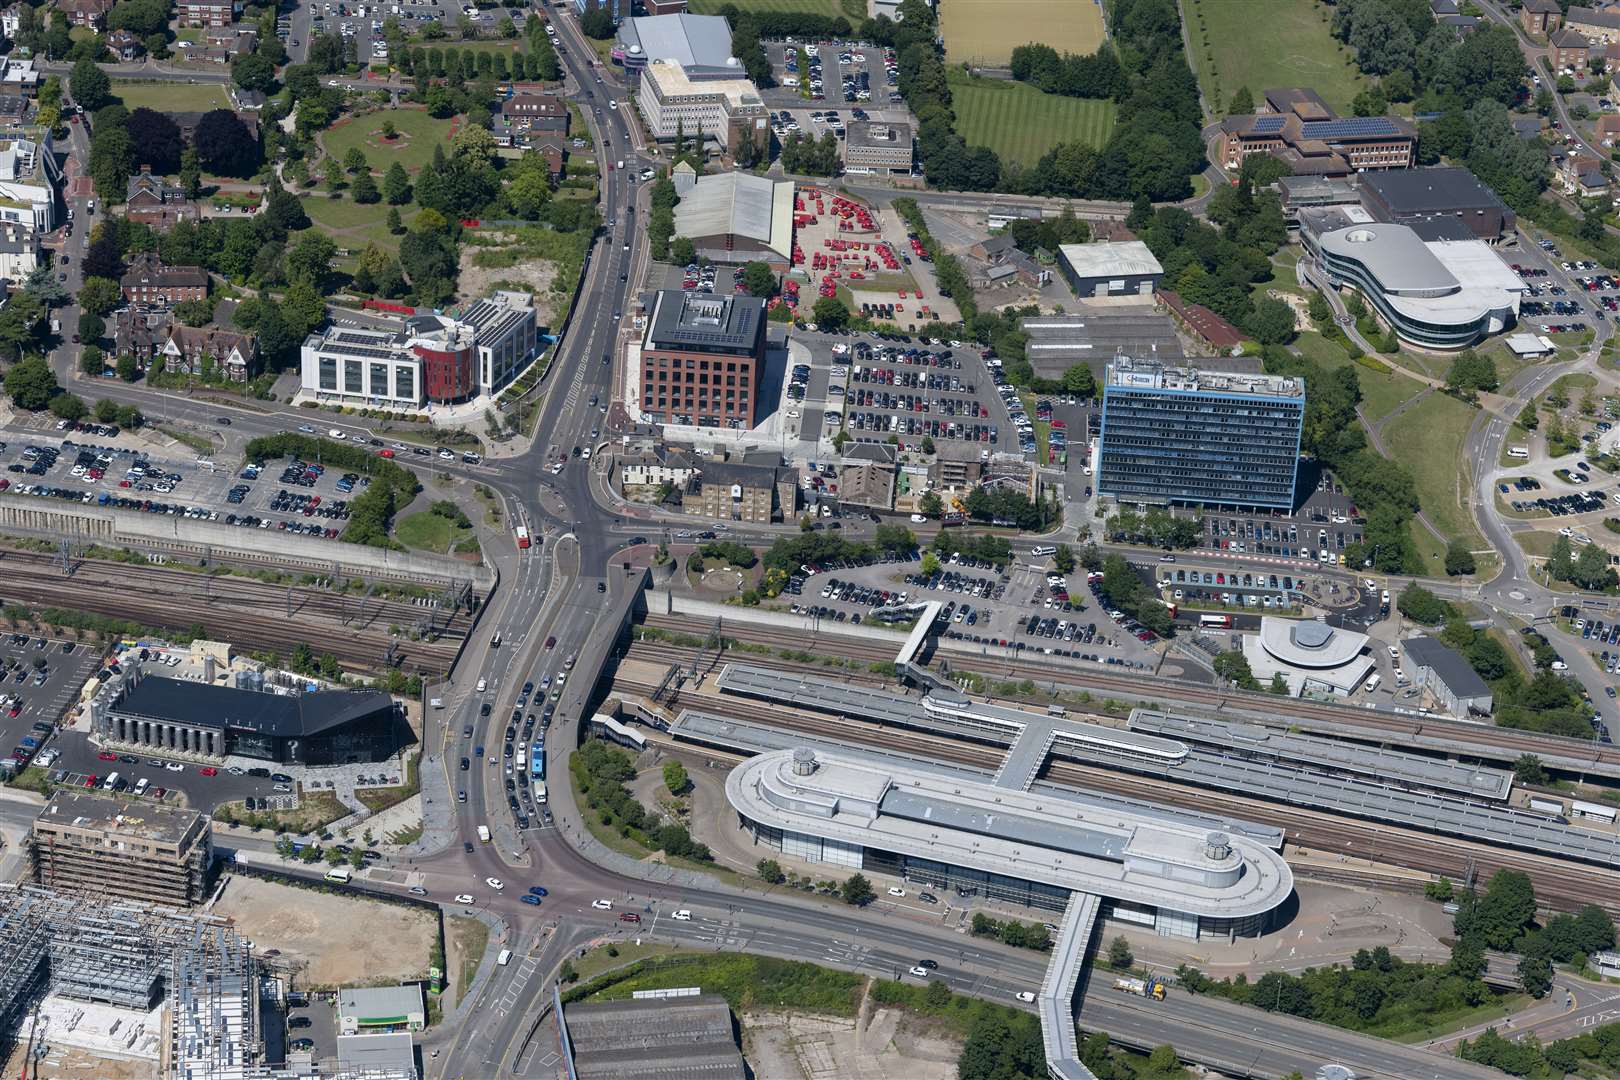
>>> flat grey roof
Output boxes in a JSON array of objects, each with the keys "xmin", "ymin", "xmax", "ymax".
[
  {"xmin": 881, "ymin": 787, "xmax": 1124, "ymax": 860},
  {"xmin": 645, "ymin": 290, "xmax": 766, "ymax": 352},
  {"xmin": 674, "ymin": 172, "xmax": 789, "ymax": 253},
  {"xmin": 113, "ymin": 673, "xmax": 393, "ymax": 739},
  {"xmin": 338, "ymin": 985, "xmax": 424, "ymax": 1020},
  {"xmin": 1403, "ymin": 636, "xmax": 1493, "ymax": 700},
  {"xmin": 334, "ymin": 1032, "xmax": 416, "ymax": 1079},
  {"xmin": 672, "ymin": 709, "xmax": 1283, "ymax": 846},
  {"xmin": 1108, "ymin": 740, "xmax": 1620, "ymax": 870},
  {"xmin": 617, "ymin": 13, "xmax": 736, "ymax": 71},
  {"xmin": 1317, "ymin": 224, "xmax": 1453, "ymax": 294},
  {"xmin": 1127, "ymin": 709, "xmax": 1512, "ymax": 800},
  {"xmin": 567, "ymin": 995, "xmax": 745, "ymax": 1080},
  {"xmin": 1360, "ymin": 166, "xmax": 1509, "ymax": 215},
  {"xmin": 1057, "ymin": 241, "xmax": 1163, "ymax": 279}
]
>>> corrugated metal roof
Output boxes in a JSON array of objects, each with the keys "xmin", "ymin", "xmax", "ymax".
[{"xmin": 674, "ymin": 172, "xmax": 792, "ymax": 259}]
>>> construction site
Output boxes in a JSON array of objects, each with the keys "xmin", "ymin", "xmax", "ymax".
[{"xmin": 0, "ymin": 885, "xmax": 259, "ymax": 1080}]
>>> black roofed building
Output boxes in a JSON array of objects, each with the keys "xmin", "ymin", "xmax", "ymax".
[
  {"xmin": 1357, "ymin": 166, "xmax": 1516, "ymax": 243},
  {"xmin": 639, "ymin": 290, "xmax": 767, "ymax": 428},
  {"xmin": 1401, "ymin": 637, "xmax": 1494, "ymax": 718},
  {"xmin": 95, "ymin": 668, "xmax": 407, "ymax": 765}
]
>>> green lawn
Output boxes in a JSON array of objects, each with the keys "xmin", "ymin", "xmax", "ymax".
[
  {"xmin": 295, "ymin": 196, "xmax": 418, "ymax": 260},
  {"xmin": 946, "ymin": 70, "xmax": 1116, "ymax": 167},
  {"xmin": 395, "ymin": 510, "xmax": 473, "ymax": 553},
  {"xmin": 321, "ymin": 109, "xmax": 458, "ymax": 175},
  {"xmin": 1382, "ymin": 390, "xmax": 1488, "ymax": 562},
  {"xmin": 1184, "ymin": 0, "xmax": 1367, "ymax": 115},
  {"xmin": 113, "ymin": 80, "xmax": 231, "ymax": 113}
]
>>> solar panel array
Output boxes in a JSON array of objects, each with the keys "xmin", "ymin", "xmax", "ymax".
[
  {"xmin": 1250, "ymin": 115, "xmax": 1285, "ymax": 134},
  {"xmin": 1302, "ymin": 117, "xmax": 1403, "ymax": 139}
]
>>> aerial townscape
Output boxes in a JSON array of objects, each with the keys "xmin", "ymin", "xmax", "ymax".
[{"xmin": 13, "ymin": 0, "xmax": 1620, "ymax": 1077}]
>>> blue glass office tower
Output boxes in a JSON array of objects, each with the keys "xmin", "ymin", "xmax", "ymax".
[{"xmin": 1097, "ymin": 357, "xmax": 1305, "ymax": 511}]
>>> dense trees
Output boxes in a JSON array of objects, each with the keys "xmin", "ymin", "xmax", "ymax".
[
  {"xmin": 779, "ymin": 131, "xmax": 840, "ymax": 176},
  {"xmin": 126, "ymin": 108, "xmax": 184, "ymax": 176},
  {"xmin": 1009, "ymin": 43, "xmax": 1128, "ymax": 101},
  {"xmin": 69, "ymin": 59, "xmax": 111, "ymax": 112},
  {"xmin": 193, "ymin": 109, "xmax": 262, "ymax": 178}
]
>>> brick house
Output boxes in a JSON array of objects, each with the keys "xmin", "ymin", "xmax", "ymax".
[
  {"xmin": 121, "ymin": 253, "xmax": 208, "ymax": 307},
  {"xmin": 1522, "ymin": 0, "xmax": 1564, "ymax": 35},
  {"xmin": 175, "ymin": 0, "xmax": 239, "ymax": 26},
  {"xmin": 107, "ymin": 29, "xmax": 142, "ymax": 61},
  {"xmin": 161, "ymin": 323, "xmax": 258, "ymax": 382},
  {"xmin": 53, "ymin": 0, "xmax": 112, "ymax": 28},
  {"xmin": 1551, "ymin": 26, "xmax": 1595, "ymax": 72},
  {"xmin": 125, "ymin": 166, "xmax": 198, "ymax": 229}
]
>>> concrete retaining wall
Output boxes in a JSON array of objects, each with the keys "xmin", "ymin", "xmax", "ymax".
[
  {"xmin": 0, "ymin": 499, "xmax": 494, "ymax": 589},
  {"xmin": 645, "ymin": 588, "xmax": 909, "ymax": 647}
]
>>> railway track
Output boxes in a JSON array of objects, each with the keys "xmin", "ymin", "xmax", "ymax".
[
  {"xmin": 0, "ymin": 554, "xmax": 460, "ymax": 676},
  {"xmin": 613, "ymin": 670, "xmax": 1620, "ymax": 917},
  {"xmin": 0, "ymin": 548, "xmax": 475, "ymax": 638},
  {"xmin": 640, "ymin": 614, "xmax": 1620, "ymax": 770}
]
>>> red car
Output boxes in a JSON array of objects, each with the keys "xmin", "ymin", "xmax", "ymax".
[
  {"xmin": 151, "ymin": 788, "xmax": 166, "ymax": 800},
  {"xmin": 84, "ymin": 775, "xmax": 98, "ymax": 787},
  {"xmin": 618, "ymin": 912, "xmax": 641, "ymax": 923},
  {"xmin": 377, "ymin": 448, "xmax": 395, "ymax": 458},
  {"xmin": 98, "ymin": 751, "xmax": 118, "ymax": 762},
  {"xmin": 200, "ymin": 767, "xmax": 218, "ymax": 777}
]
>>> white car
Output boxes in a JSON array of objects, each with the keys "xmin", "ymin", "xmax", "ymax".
[
  {"xmin": 328, "ymin": 428, "xmax": 345, "ymax": 439},
  {"xmin": 591, "ymin": 899, "xmax": 614, "ymax": 910},
  {"xmin": 1015, "ymin": 991, "xmax": 1037, "ymax": 1003},
  {"xmin": 165, "ymin": 762, "xmax": 184, "ymax": 772},
  {"xmin": 910, "ymin": 514, "xmax": 928, "ymax": 523},
  {"xmin": 608, "ymin": 100, "xmax": 619, "ymax": 109},
  {"xmin": 486, "ymin": 877, "xmax": 504, "ymax": 890},
  {"xmin": 455, "ymin": 894, "xmax": 475, "ymax": 904},
  {"xmin": 887, "ymin": 887, "xmax": 906, "ymax": 897},
  {"xmin": 908, "ymin": 965, "xmax": 930, "ymax": 977},
  {"xmin": 671, "ymin": 909, "xmax": 692, "ymax": 921}
]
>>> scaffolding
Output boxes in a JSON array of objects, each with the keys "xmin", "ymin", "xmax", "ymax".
[{"xmin": 0, "ymin": 886, "xmax": 258, "ymax": 1080}]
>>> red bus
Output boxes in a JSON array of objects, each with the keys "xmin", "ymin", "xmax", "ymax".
[
  {"xmin": 515, "ymin": 525, "xmax": 531, "ymax": 550},
  {"xmin": 1199, "ymin": 613, "xmax": 1233, "ymax": 629}
]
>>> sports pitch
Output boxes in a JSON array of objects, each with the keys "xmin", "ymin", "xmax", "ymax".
[{"xmin": 940, "ymin": 0, "xmax": 1106, "ymax": 66}]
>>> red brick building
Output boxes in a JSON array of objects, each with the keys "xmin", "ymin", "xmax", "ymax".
[
  {"xmin": 1521, "ymin": 0, "xmax": 1564, "ymax": 35},
  {"xmin": 639, "ymin": 290, "xmax": 766, "ymax": 429},
  {"xmin": 1217, "ymin": 87, "xmax": 1415, "ymax": 177},
  {"xmin": 121, "ymin": 254, "xmax": 208, "ymax": 307}
]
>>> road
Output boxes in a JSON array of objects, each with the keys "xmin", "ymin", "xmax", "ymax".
[{"xmin": 27, "ymin": 10, "xmax": 1612, "ymax": 1076}]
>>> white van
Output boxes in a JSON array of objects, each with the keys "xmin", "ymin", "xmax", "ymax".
[
  {"xmin": 672, "ymin": 909, "xmax": 693, "ymax": 921},
  {"xmin": 102, "ymin": 771, "xmax": 120, "ymax": 791},
  {"xmin": 1507, "ymin": 446, "xmax": 1530, "ymax": 459},
  {"xmin": 1031, "ymin": 545, "xmax": 1057, "ymax": 557},
  {"xmin": 133, "ymin": 777, "xmax": 150, "ymax": 796},
  {"xmin": 496, "ymin": 949, "xmax": 513, "ymax": 966},
  {"xmin": 1363, "ymin": 674, "xmax": 1381, "ymax": 693}
]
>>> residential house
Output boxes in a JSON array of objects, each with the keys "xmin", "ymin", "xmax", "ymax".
[
  {"xmin": 0, "ymin": 3, "xmax": 23, "ymax": 37},
  {"xmin": 107, "ymin": 29, "xmax": 142, "ymax": 61},
  {"xmin": 689, "ymin": 456, "xmax": 793, "ymax": 524},
  {"xmin": 1437, "ymin": 13, "xmax": 1480, "ymax": 37},
  {"xmin": 1568, "ymin": 5, "xmax": 1620, "ymax": 45},
  {"xmin": 1428, "ymin": 0, "xmax": 1457, "ymax": 15},
  {"xmin": 837, "ymin": 443, "xmax": 897, "ymax": 511},
  {"xmin": 125, "ymin": 166, "xmax": 199, "ymax": 230},
  {"xmin": 502, "ymin": 93, "xmax": 569, "ymax": 134},
  {"xmin": 1562, "ymin": 153, "xmax": 1610, "ymax": 197},
  {"xmin": 966, "ymin": 234, "xmax": 1050, "ymax": 290},
  {"xmin": 619, "ymin": 447, "xmax": 698, "ymax": 491},
  {"xmin": 53, "ymin": 0, "xmax": 112, "ymax": 29},
  {"xmin": 1599, "ymin": 113, "xmax": 1620, "ymax": 146},
  {"xmin": 176, "ymin": 0, "xmax": 240, "ymax": 26},
  {"xmin": 207, "ymin": 25, "xmax": 255, "ymax": 50},
  {"xmin": 121, "ymin": 253, "xmax": 208, "ymax": 307},
  {"xmin": 161, "ymin": 323, "xmax": 258, "ymax": 382},
  {"xmin": 1512, "ymin": 114, "xmax": 1545, "ymax": 141},
  {"xmin": 229, "ymin": 87, "xmax": 266, "ymax": 111},
  {"xmin": 1551, "ymin": 26, "xmax": 1595, "ymax": 72},
  {"xmin": 1521, "ymin": 0, "xmax": 1564, "ymax": 35}
]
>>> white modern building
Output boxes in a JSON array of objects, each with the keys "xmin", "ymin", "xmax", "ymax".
[
  {"xmin": 1241, "ymin": 617, "xmax": 1374, "ymax": 698},
  {"xmin": 727, "ymin": 746, "xmax": 1294, "ymax": 939},
  {"xmin": 1305, "ymin": 215, "xmax": 1523, "ymax": 348},
  {"xmin": 0, "ymin": 135, "xmax": 60, "ymax": 232},
  {"xmin": 636, "ymin": 59, "xmax": 768, "ymax": 151},
  {"xmin": 299, "ymin": 291, "xmax": 538, "ymax": 409}
]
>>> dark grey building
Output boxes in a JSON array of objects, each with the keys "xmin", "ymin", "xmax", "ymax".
[
  {"xmin": 1358, "ymin": 167, "xmax": 1515, "ymax": 243},
  {"xmin": 1401, "ymin": 636, "xmax": 1494, "ymax": 717},
  {"xmin": 1097, "ymin": 356, "xmax": 1305, "ymax": 511},
  {"xmin": 565, "ymin": 995, "xmax": 746, "ymax": 1080},
  {"xmin": 1020, "ymin": 312, "xmax": 1186, "ymax": 382},
  {"xmin": 96, "ymin": 669, "xmax": 407, "ymax": 765}
]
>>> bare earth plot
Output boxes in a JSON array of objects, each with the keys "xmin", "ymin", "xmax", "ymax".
[
  {"xmin": 940, "ymin": 0, "xmax": 1106, "ymax": 66},
  {"xmin": 743, "ymin": 1008, "xmax": 960, "ymax": 1080},
  {"xmin": 214, "ymin": 875, "xmax": 436, "ymax": 987}
]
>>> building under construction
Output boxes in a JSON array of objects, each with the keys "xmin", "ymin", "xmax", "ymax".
[
  {"xmin": 0, "ymin": 885, "xmax": 258, "ymax": 1079},
  {"xmin": 29, "ymin": 791, "xmax": 212, "ymax": 907}
]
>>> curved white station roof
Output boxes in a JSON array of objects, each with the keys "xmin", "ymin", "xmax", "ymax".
[
  {"xmin": 1258, "ymin": 617, "xmax": 1369, "ymax": 669},
  {"xmin": 728, "ymin": 748, "xmax": 1294, "ymax": 920}
]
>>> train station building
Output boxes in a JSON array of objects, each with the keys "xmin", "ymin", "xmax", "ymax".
[{"xmin": 726, "ymin": 746, "xmax": 1294, "ymax": 940}]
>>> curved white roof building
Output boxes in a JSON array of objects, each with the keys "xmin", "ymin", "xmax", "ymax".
[
  {"xmin": 1242, "ymin": 616, "xmax": 1373, "ymax": 698},
  {"xmin": 1310, "ymin": 222, "xmax": 1522, "ymax": 348},
  {"xmin": 727, "ymin": 747, "xmax": 1294, "ymax": 939}
]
